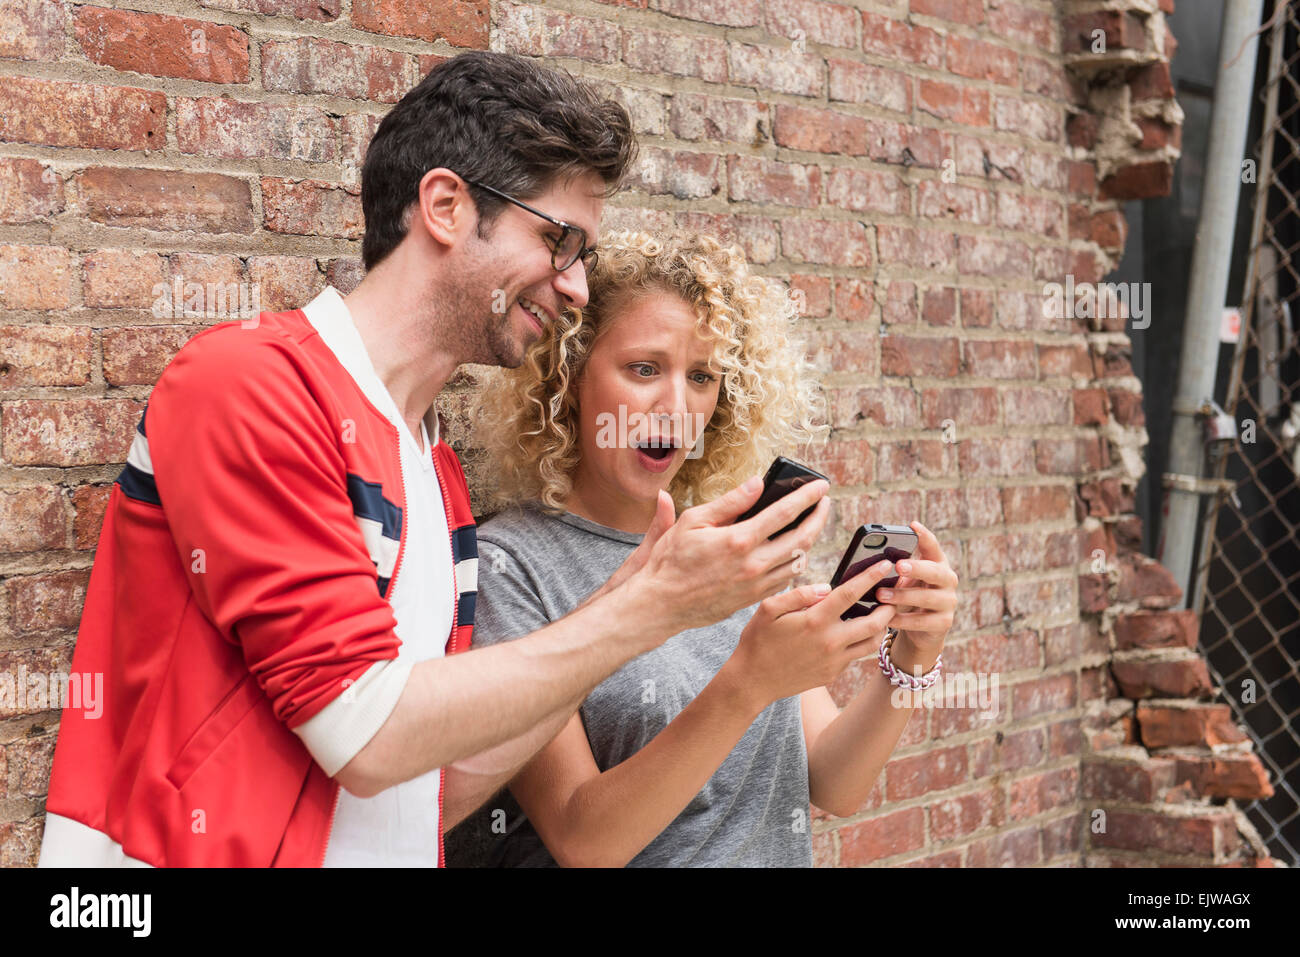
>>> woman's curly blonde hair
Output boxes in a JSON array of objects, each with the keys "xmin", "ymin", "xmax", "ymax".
[{"xmin": 473, "ymin": 227, "xmax": 829, "ymax": 514}]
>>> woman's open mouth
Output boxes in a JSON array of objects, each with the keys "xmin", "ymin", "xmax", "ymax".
[{"xmin": 633, "ymin": 439, "xmax": 677, "ymax": 473}]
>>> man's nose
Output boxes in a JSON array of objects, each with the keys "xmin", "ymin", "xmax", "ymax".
[{"xmin": 552, "ymin": 259, "xmax": 590, "ymax": 309}]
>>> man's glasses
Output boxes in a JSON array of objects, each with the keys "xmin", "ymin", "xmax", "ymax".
[{"xmin": 461, "ymin": 177, "xmax": 598, "ymax": 274}]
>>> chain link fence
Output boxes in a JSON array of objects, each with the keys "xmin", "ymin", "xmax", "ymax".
[{"xmin": 1190, "ymin": 0, "xmax": 1300, "ymax": 867}]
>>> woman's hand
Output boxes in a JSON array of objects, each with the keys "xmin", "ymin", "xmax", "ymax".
[
  {"xmin": 726, "ymin": 560, "xmax": 899, "ymax": 708},
  {"xmin": 874, "ymin": 521, "xmax": 958, "ymax": 657}
]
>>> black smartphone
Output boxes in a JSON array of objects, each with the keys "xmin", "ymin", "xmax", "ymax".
[
  {"xmin": 830, "ymin": 524, "xmax": 919, "ymax": 620},
  {"xmin": 734, "ymin": 456, "xmax": 830, "ymax": 540}
]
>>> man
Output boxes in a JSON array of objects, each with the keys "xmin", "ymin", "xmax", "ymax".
[{"xmin": 37, "ymin": 50, "xmax": 830, "ymax": 867}]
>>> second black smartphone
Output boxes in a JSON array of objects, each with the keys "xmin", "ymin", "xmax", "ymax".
[
  {"xmin": 830, "ymin": 524, "xmax": 919, "ymax": 620},
  {"xmin": 734, "ymin": 456, "xmax": 830, "ymax": 540}
]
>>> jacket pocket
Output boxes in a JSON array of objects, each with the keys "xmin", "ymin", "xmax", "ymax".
[{"xmin": 165, "ymin": 673, "xmax": 265, "ymax": 790}]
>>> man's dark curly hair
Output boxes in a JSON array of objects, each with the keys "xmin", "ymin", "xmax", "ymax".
[{"xmin": 360, "ymin": 51, "xmax": 639, "ymax": 271}]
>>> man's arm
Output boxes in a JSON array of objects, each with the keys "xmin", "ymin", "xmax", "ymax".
[
  {"xmin": 147, "ymin": 327, "xmax": 832, "ymax": 799},
  {"xmin": 338, "ymin": 483, "xmax": 834, "ymax": 798}
]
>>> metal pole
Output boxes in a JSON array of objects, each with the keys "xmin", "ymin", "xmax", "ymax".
[{"xmin": 1158, "ymin": 0, "xmax": 1266, "ymax": 608}]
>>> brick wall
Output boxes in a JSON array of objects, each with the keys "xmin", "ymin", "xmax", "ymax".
[{"xmin": 0, "ymin": 0, "xmax": 1279, "ymax": 866}]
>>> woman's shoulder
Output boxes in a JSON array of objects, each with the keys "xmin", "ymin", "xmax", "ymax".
[{"xmin": 476, "ymin": 501, "xmax": 564, "ymax": 559}]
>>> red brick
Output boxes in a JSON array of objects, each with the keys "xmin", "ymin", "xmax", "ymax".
[
  {"xmin": 1136, "ymin": 704, "xmax": 1249, "ymax": 749},
  {"xmin": 622, "ymin": 25, "xmax": 728, "ymax": 82},
  {"xmin": 4, "ymin": 569, "xmax": 91, "ymax": 640},
  {"xmin": 635, "ymin": 147, "xmax": 722, "ymax": 200},
  {"xmin": 829, "ymin": 386, "xmax": 919, "ymax": 429},
  {"xmin": 765, "ymin": 0, "xmax": 856, "ymax": 48},
  {"xmin": 102, "ymin": 326, "xmax": 201, "ymax": 386},
  {"xmin": 1129, "ymin": 61, "xmax": 1174, "ymax": 100},
  {"xmin": 497, "ymin": 4, "xmax": 623, "ymax": 62},
  {"xmin": 0, "ymin": 157, "xmax": 64, "ymax": 224},
  {"xmin": 197, "ymin": 0, "xmax": 340, "ymax": 20},
  {"xmin": 957, "ymin": 234, "xmax": 1032, "ymax": 278},
  {"xmin": 670, "ymin": 93, "xmax": 766, "ymax": 144},
  {"xmin": 1174, "ymin": 754, "xmax": 1272, "ymax": 801},
  {"xmin": 728, "ymin": 42, "xmax": 825, "ymax": 97},
  {"xmin": 74, "ymin": 8, "xmax": 249, "ymax": 83},
  {"xmin": 993, "ymin": 96, "xmax": 1061, "ymax": 143},
  {"xmin": 827, "ymin": 58, "xmax": 911, "ymax": 112},
  {"xmin": 918, "ymin": 79, "xmax": 990, "ymax": 126},
  {"xmin": 353, "ymin": 0, "xmax": 487, "ymax": 45},
  {"xmin": 82, "ymin": 249, "xmax": 168, "ymax": 309},
  {"xmin": 930, "ymin": 789, "xmax": 999, "ymax": 842},
  {"xmin": 1082, "ymin": 756, "xmax": 1176, "ymax": 802},
  {"xmin": 1004, "ymin": 387, "xmax": 1070, "ymax": 426},
  {"xmin": 80, "ymin": 168, "xmax": 253, "ymax": 234},
  {"xmin": 911, "ymin": 0, "xmax": 984, "ymax": 27},
  {"xmin": 881, "ymin": 335, "xmax": 960, "ymax": 377},
  {"xmin": 1111, "ymin": 657, "xmax": 1212, "ymax": 699},
  {"xmin": 788, "ymin": 275, "xmax": 831, "ymax": 317},
  {"xmin": 837, "ymin": 807, "xmax": 926, "ymax": 863},
  {"xmin": 965, "ymin": 825, "xmax": 1041, "ymax": 866},
  {"xmin": 0, "ymin": 77, "xmax": 165, "ymax": 151},
  {"xmin": 946, "ymin": 34, "xmax": 1017, "ymax": 86},
  {"xmin": 1009, "ymin": 766, "xmax": 1078, "ymax": 820},
  {"xmin": 920, "ymin": 286, "xmax": 957, "ymax": 326},
  {"xmin": 920, "ymin": 386, "xmax": 998, "ymax": 429},
  {"xmin": 262, "ymin": 179, "xmax": 363, "ymax": 240},
  {"xmin": 803, "ymin": 328, "xmax": 879, "ymax": 375},
  {"xmin": 0, "ymin": 245, "xmax": 72, "ymax": 310},
  {"xmin": 728, "ymin": 155, "xmax": 820, "ymax": 207},
  {"xmin": 860, "ymin": 11, "xmax": 943, "ymax": 67},
  {"xmin": 879, "ymin": 225, "xmax": 958, "ymax": 270},
  {"xmin": 1100, "ymin": 160, "xmax": 1174, "ymax": 201},
  {"xmin": 987, "ymin": 1, "xmax": 1054, "ymax": 51},
  {"xmin": 918, "ymin": 181, "xmax": 992, "ymax": 225},
  {"xmin": 0, "ymin": 325, "xmax": 90, "ymax": 388},
  {"xmin": 0, "ymin": 487, "xmax": 68, "ymax": 552},
  {"xmin": 0, "ymin": 0, "xmax": 65, "ymax": 60},
  {"xmin": 958, "ymin": 437, "xmax": 1035, "ymax": 477},
  {"xmin": 1062, "ymin": 10, "xmax": 1148, "ymax": 55},
  {"xmin": 832, "ymin": 276, "xmax": 873, "ymax": 321},
  {"xmin": 2, "ymin": 399, "xmax": 145, "ymax": 467},
  {"xmin": 963, "ymin": 339, "xmax": 1036, "ymax": 378},
  {"xmin": 774, "ymin": 104, "xmax": 868, "ymax": 155},
  {"xmin": 882, "ymin": 280, "xmax": 916, "ymax": 326},
  {"xmin": 1011, "ymin": 673, "xmax": 1077, "ymax": 720},
  {"xmin": 781, "ymin": 219, "xmax": 870, "ymax": 267},
  {"xmin": 802, "ymin": 438, "xmax": 874, "ymax": 487},
  {"xmin": 71, "ymin": 484, "xmax": 112, "ymax": 549},
  {"xmin": 177, "ymin": 97, "xmax": 337, "ymax": 162},
  {"xmin": 1092, "ymin": 809, "xmax": 1234, "ymax": 858},
  {"xmin": 1114, "ymin": 610, "xmax": 1198, "ymax": 650},
  {"xmin": 1001, "ymin": 484, "xmax": 1072, "ymax": 522}
]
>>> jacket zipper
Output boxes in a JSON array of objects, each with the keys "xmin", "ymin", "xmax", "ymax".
[
  {"xmin": 430, "ymin": 437, "xmax": 461, "ymax": 870},
  {"xmin": 318, "ymin": 416, "xmax": 413, "ymax": 868}
]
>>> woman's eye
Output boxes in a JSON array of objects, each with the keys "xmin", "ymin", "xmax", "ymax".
[
  {"xmin": 692, "ymin": 371, "xmax": 718, "ymax": 384},
  {"xmin": 631, "ymin": 363, "xmax": 655, "ymax": 377}
]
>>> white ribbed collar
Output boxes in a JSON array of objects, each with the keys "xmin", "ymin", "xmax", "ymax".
[{"xmin": 300, "ymin": 285, "xmax": 440, "ymax": 450}]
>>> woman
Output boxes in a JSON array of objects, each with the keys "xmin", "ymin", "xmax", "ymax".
[{"xmin": 446, "ymin": 229, "xmax": 958, "ymax": 867}]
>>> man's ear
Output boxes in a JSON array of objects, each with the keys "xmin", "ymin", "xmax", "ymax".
[{"xmin": 415, "ymin": 168, "xmax": 475, "ymax": 252}]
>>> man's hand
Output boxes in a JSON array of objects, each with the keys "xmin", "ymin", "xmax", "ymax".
[{"xmin": 621, "ymin": 474, "xmax": 831, "ymax": 641}]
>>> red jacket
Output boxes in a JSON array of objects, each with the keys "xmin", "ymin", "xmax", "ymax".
[{"xmin": 38, "ymin": 302, "xmax": 477, "ymax": 867}]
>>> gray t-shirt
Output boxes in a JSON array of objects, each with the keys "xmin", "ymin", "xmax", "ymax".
[{"xmin": 443, "ymin": 502, "xmax": 813, "ymax": 867}]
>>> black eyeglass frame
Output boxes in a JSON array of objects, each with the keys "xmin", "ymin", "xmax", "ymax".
[{"xmin": 460, "ymin": 176, "xmax": 598, "ymax": 274}]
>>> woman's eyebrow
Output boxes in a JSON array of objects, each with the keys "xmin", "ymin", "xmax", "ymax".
[{"xmin": 620, "ymin": 346, "xmax": 715, "ymax": 365}]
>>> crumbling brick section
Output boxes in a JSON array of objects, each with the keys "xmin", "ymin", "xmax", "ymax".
[{"xmin": 1061, "ymin": 0, "xmax": 1278, "ymax": 866}]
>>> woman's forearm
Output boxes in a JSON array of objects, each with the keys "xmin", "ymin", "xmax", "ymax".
[
  {"xmin": 806, "ymin": 634, "xmax": 939, "ymax": 817},
  {"xmin": 546, "ymin": 660, "xmax": 766, "ymax": 868}
]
